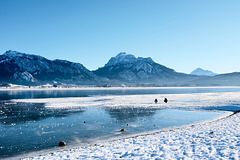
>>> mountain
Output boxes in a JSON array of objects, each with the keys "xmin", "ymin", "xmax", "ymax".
[
  {"xmin": 2, "ymin": 50, "xmax": 239, "ymax": 86},
  {"xmin": 93, "ymin": 52, "xmax": 199, "ymax": 84},
  {"xmin": 190, "ymin": 68, "xmax": 217, "ymax": 76},
  {"xmin": 188, "ymin": 72, "xmax": 240, "ymax": 86},
  {"xmin": 0, "ymin": 50, "xmax": 104, "ymax": 84}
]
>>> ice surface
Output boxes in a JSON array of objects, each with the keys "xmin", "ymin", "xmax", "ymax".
[
  {"xmin": 13, "ymin": 92, "xmax": 240, "ymax": 112},
  {"xmin": 18, "ymin": 91, "xmax": 240, "ymax": 159}
]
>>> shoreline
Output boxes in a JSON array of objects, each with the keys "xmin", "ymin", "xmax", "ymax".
[
  {"xmin": 1, "ymin": 86, "xmax": 240, "ymax": 91},
  {"xmin": 1, "ymin": 91, "xmax": 240, "ymax": 159},
  {"xmin": 21, "ymin": 110, "xmax": 237, "ymax": 160}
]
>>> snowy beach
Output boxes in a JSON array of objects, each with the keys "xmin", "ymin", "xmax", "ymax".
[
  {"xmin": 24, "ymin": 111, "xmax": 240, "ymax": 160},
  {"xmin": 17, "ymin": 91, "xmax": 240, "ymax": 160}
]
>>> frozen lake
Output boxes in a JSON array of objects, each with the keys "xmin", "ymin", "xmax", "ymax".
[
  {"xmin": 0, "ymin": 87, "xmax": 237, "ymax": 158},
  {"xmin": 1, "ymin": 86, "xmax": 240, "ymax": 100}
]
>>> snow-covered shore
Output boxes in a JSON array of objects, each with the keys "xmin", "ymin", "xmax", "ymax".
[
  {"xmin": 24, "ymin": 112, "xmax": 240, "ymax": 160},
  {"xmin": 13, "ymin": 91, "xmax": 240, "ymax": 112},
  {"xmin": 20, "ymin": 91, "xmax": 240, "ymax": 160}
]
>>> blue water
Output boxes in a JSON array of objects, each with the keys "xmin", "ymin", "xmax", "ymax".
[
  {"xmin": 0, "ymin": 87, "xmax": 236, "ymax": 158},
  {"xmin": 1, "ymin": 87, "xmax": 240, "ymax": 100}
]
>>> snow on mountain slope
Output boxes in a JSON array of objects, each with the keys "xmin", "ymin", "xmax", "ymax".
[
  {"xmin": 2, "ymin": 50, "xmax": 233, "ymax": 86},
  {"xmin": 191, "ymin": 68, "xmax": 217, "ymax": 76},
  {"xmin": 0, "ymin": 50, "xmax": 102, "ymax": 84},
  {"xmin": 105, "ymin": 52, "xmax": 137, "ymax": 67},
  {"xmin": 94, "ymin": 52, "xmax": 194, "ymax": 83}
]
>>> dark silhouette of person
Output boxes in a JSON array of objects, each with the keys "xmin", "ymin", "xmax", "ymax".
[
  {"xmin": 164, "ymin": 98, "xmax": 168, "ymax": 103},
  {"xmin": 154, "ymin": 99, "xmax": 158, "ymax": 103}
]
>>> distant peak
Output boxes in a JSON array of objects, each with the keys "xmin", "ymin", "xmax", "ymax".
[
  {"xmin": 190, "ymin": 68, "xmax": 217, "ymax": 76},
  {"xmin": 3, "ymin": 50, "xmax": 47, "ymax": 62},
  {"xmin": 105, "ymin": 52, "xmax": 136, "ymax": 67},
  {"xmin": 5, "ymin": 50, "xmax": 20, "ymax": 54},
  {"xmin": 4, "ymin": 50, "xmax": 24, "ymax": 57},
  {"xmin": 193, "ymin": 68, "xmax": 208, "ymax": 72},
  {"xmin": 195, "ymin": 68, "xmax": 204, "ymax": 71},
  {"xmin": 116, "ymin": 52, "xmax": 127, "ymax": 57},
  {"xmin": 115, "ymin": 52, "xmax": 135, "ymax": 59}
]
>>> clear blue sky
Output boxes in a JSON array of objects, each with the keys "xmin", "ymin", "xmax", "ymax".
[{"xmin": 0, "ymin": 0, "xmax": 239, "ymax": 74}]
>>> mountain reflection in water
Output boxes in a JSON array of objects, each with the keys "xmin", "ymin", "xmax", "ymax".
[{"xmin": 105, "ymin": 107, "xmax": 159, "ymax": 123}]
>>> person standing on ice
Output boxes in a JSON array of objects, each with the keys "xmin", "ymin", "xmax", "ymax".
[{"xmin": 164, "ymin": 98, "xmax": 168, "ymax": 103}]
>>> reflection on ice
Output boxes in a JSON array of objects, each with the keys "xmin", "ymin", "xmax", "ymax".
[
  {"xmin": 0, "ymin": 102, "xmax": 85, "ymax": 125},
  {"xmin": 105, "ymin": 107, "xmax": 159, "ymax": 123}
]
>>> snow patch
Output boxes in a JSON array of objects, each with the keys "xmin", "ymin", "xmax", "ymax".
[{"xmin": 13, "ymin": 71, "xmax": 36, "ymax": 82}]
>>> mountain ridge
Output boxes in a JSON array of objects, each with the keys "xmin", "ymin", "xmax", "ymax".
[
  {"xmin": 1, "ymin": 50, "xmax": 239, "ymax": 86},
  {"xmin": 94, "ymin": 52, "xmax": 199, "ymax": 84},
  {"xmin": 0, "ymin": 50, "xmax": 105, "ymax": 85}
]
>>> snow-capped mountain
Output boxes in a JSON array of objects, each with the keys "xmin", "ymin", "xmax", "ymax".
[
  {"xmin": 0, "ymin": 50, "xmax": 103, "ymax": 84},
  {"xmin": 2, "ymin": 50, "xmax": 237, "ymax": 86},
  {"xmin": 190, "ymin": 68, "xmax": 217, "ymax": 76},
  {"xmin": 188, "ymin": 72, "xmax": 240, "ymax": 86},
  {"xmin": 94, "ymin": 52, "xmax": 196, "ymax": 83}
]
